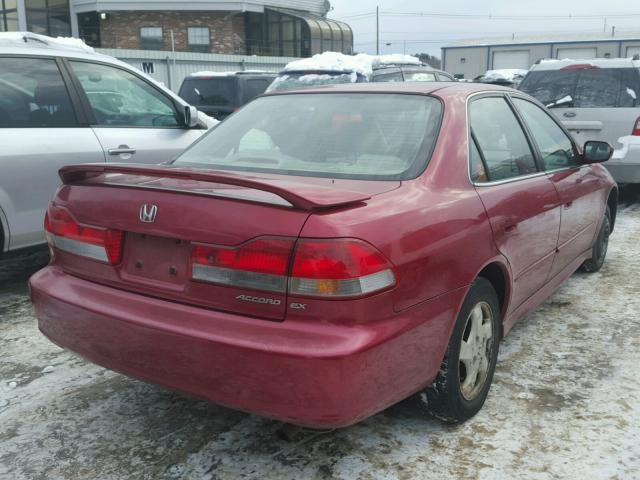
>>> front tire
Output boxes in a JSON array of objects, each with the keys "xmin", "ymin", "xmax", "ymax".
[
  {"xmin": 581, "ymin": 206, "xmax": 611, "ymax": 273},
  {"xmin": 422, "ymin": 277, "xmax": 501, "ymax": 423}
]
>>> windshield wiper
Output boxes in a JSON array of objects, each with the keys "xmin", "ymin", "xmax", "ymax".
[{"xmin": 546, "ymin": 95, "xmax": 574, "ymax": 109}]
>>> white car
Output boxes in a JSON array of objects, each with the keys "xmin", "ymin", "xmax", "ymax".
[
  {"xmin": 0, "ymin": 33, "xmax": 215, "ymax": 255},
  {"xmin": 519, "ymin": 57, "xmax": 640, "ymax": 183}
]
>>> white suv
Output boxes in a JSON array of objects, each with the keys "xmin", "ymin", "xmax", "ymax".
[
  {"xmin": 519, "ymin": 57, "xmax": 640, "ymax": 184},
  {"xmin": 0, "ymin": 33, "xmax": 215, "ymax": 255}
]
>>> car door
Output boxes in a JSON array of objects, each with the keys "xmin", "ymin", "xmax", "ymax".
[
  {"xmin": 469, "ymin": 95, "xmax": 562, "ymax": 310},
  {"xmin": 511, "ymin": 96, "xmax": 604, "ymax": 277},
  {"xmin": 0, "ymin": 55, "xmax": 105, "ymax": 251},
  {"xmin": 66, "ymin": 60, "xmax": 204, "ymax": 164}
]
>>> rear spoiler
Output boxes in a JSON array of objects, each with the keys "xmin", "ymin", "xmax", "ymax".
[{"xmin": 59, "ymin": 164, "xmax": 371, "ymax": 211}]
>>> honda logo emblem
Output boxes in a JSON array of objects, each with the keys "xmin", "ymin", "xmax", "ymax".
[{"xmin": 139, "ymin": 204, "xmax": 158, "ymax": 223}]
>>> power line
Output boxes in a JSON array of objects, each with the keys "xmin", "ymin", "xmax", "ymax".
[{"xmin": 336, "ymin": 9, "xmax": 640, "ymax": 21}]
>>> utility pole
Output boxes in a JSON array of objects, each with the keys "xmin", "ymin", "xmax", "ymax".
[{"xmin": 376, "ymin": 6, "xmax": 380, "ymax": 55}]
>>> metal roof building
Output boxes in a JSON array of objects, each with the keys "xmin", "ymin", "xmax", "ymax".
[{"xmin": 441, "ymin": 31, "xmax": 640, "ymax": 79}]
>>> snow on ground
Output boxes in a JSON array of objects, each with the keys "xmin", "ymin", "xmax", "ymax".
[{"xmin": 1, "ymin": 192, "xmax": 640, "ymax": 479}]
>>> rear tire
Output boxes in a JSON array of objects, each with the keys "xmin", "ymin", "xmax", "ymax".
[
  {"xmin": 422, "ymin": 277, "xmax": 500, "ymax": 423},
  {"xmin": 581, "ymin": 206, "xmax": 611, "ymax": 273}
]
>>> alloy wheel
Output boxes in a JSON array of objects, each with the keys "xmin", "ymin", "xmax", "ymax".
[{"xmin": 459, "ymin": 301, "xmax": 494, "ymax": 401}]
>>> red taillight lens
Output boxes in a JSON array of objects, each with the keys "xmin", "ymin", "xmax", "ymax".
[
  {"xmin": 633, "ymin": 117, "xmax": 640, "ymax": 136},
  {"xmin": 291, "ymin": 240, "xmax": 390, "ymax": 279},
  {"xmin": 44, "ymin": 204, "xmax": 123, "ymax": 265},
  {"xmin": 192, "ymin": 238, "xmax": 294, "ymax": 293},
  {"xmin": 190, "ymin": 237, "xmax": 397, "ymax": 298},
  {"xmin": 290, "ymin": 239, "xmax": 396, "ymax": 298}
]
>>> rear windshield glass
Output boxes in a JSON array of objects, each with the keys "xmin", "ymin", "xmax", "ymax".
[
  {"xmin": 179, "ymin": 78, "xmax": 235, "ymax": 107},
  {"xmin": 173, "ymin": 93, "xmax": 442, "ymax": 181},
  {"xmin": 266, "ymin": 72, "xmax": 359, "ymax": 92},
  {"xmin": 519, "ymin": 68, "xmax": 640, "ymax": 108}
]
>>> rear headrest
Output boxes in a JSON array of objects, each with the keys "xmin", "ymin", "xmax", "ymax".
[{"xmin": 33, "ymin": 83, "xmax": 69, "ymax": 107}]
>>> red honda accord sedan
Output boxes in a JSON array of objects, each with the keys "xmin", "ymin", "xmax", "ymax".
[{"xmin": 30, "ymin": 83, "xmax": 617, "ymax": 428}]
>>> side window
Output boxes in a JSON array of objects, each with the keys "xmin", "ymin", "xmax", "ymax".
[
  {"xmin": 470, "ymin": 97, "xmax": 537, "ymax": 182},
  {"xmin": 404, "ymin": 72, "xmax": 437, "ymax": 82},
  {"xmin": 373, "ymin": 71, "xmax": 404, "ymax": 83},
  {"xmin": 70, "ymin": 61, "xmax": 180, "ymax": 128},
  {"xmin": 512, "ymin": 97, "xmax": 579, "ymax": 170},
  {"xmin": 0, "ymin": 57, "xmax": 76, "ymax": 128},
  {"xmin": 438, "ymin": 73, "xmax": 455, "ymax": 81}
]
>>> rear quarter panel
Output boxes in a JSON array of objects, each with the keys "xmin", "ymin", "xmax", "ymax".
[{"xmin": 298, "ymin": 89, "xmax": 503, "ymax": 314}]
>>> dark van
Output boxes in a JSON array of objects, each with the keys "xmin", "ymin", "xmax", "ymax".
[{"xmin": 178, "ymin": 71, "xmax": 276, "ymax": 120}]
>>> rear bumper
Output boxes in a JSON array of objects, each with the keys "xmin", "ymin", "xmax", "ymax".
[
  {"xmin": 609, "ymin": 136, "xmax": 640, "ymax": 183},
  {"xmin": 30, "ymin": 266, "xmax": 463, "ymax": 428}
]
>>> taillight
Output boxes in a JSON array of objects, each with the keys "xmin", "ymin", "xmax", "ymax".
[
  {"xmin": 290, "ymin": 239, "xmax": 396, "ymax": 297},
  {"xmin": 44, "ymin": 204, "xmax": 123, "ymax": 265},
  {"xmin": 192, "ymin": 238, "xmax": 294, "ymax": 293},
  {"xmin": 191, "ymin": 237, "xmax": 397, "ymax": 298},
  {"xmin": 633, "ymin": 117, "xmax": 640, "ymax": 136}
]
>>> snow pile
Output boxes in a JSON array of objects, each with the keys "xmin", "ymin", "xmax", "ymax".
[
  {"xmin": 373, "ymin": 54, "xmax": 421, "ymax": 67},
  {"xmin": 481, "ymin": 69, "xmax": 528, "ymax": 82},
  {"xmin": 283, "ymin": 52, "xmax": 375, "ymax": 76},
  {"xmin": 0, "ymin": 32, "xmax": 94, "ymax": 53},
  {"xmin": 282, "ymin": 52, "xmax": 423, "ymax": 78},
  {"xmin": 267, "ymin": 72, "xmax": 358, "ymax": 92}
]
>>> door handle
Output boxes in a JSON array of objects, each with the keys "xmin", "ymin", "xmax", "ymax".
[{"xmin": 108, "ymin": 145, "xmax": 136, "ymax": 156}]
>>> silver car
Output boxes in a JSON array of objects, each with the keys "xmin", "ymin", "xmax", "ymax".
[
  {"xmin": 0, "ymin": 33, "xmax": 214, "ymax": 256},
  {"xmin": 519, "ymin": 57, "xmax": 640, "ymax": 183}
]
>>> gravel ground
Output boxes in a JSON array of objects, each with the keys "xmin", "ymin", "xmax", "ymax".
[{"xmin": 1, "ymin": 190, "xmax": 639, "ymax": 480}]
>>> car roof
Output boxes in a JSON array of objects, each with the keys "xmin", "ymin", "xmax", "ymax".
[
  {"xmin": 530, "ymin": 57, "xmax": 640, "ymax": 71},
  {"xmin": 186, "ymin": 71, "xmax": 276, "ymax": 78},
  {"xmin": 0, "ymin": 32, "xmax": 195, "ymax": 109},
  {"xmin": 0, "ymin": 32, "xmax": 135, "ymax": 67},
  {"xmin": 263, "ymin": 81, "xmax": 513, "ymax": 97}
]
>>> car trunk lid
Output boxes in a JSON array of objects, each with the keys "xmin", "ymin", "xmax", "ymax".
[{"xmin": 53, "ymin": 164, "xmax": 395, "ymax": 320}]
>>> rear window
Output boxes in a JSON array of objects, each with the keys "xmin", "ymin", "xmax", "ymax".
[
  {"xmin": 519, "ymin": 68, "xmax": 640, "ymax": 108},
  {"xmin": 179, "ymin": 78, "xmax": 235, "ymax": 107},
  {"xmin": 173, "ymin": 93, "xmax": 442, "ymax": 181}
]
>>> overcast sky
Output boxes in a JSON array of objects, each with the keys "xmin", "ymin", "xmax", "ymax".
[{"xmin": 329, "ymin": 0, "xmax": 640, "ymax": 57}]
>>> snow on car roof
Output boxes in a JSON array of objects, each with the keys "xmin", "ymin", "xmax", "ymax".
[
  {"xmin": 0, "ymin": 32, "xmax": 95, "ymax": 54},
  {"xmin": 282, "ymin": 52, "xmax": 422, "ymax": 77},
  {"xmin": 480, "ymin": 69, "xmax": 529, "ymax": 82}
]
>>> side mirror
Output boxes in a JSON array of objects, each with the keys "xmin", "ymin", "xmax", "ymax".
[
  {"xmin": 184, "ymin": 105, "xmax": 199, "ymax": 128},
  {"xmin": 582, "ymin": 140, "xmax": 613, "ymax": 164}
]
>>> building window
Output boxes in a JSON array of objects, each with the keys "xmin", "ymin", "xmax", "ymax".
[
  {"xmin": 0, "ymin": 0, "xmax": 18, "ymax": 32},
  {"xmin": 140, "ymin": 27, "xmax": 163, "ymax": 50},
  {"xmin": 187, "ymin": 27, "xmax": 210, "ymax": 53},
  {"xmin": 24, "ymin": 0, "xmax": 71, "ymax": 36}
]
